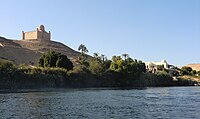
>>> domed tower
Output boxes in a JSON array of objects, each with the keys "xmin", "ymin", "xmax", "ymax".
[
  {"xmin": 22, "ymin": 25, "xmax": 51, "ymax": 41},
  {"xmin": 38, "ymin": 25, "xmax": 45, "ymax": 31},
  {"xmin": 36, "ymin": 25, "xmax": 51, "ymax": 41}
]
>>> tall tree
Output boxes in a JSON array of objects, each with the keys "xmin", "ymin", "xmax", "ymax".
[
  {"xmin": 93, "ymin": 53, "xmax": 100, "ymax": 60},
  {"xmin": 93, "ymin": 53, "xmax": 99, "ymax": 58},
  {"xmin": 78, "ymin": 44, "xmax": 88, "ymax": 55},
  {"xmin": 101, "ymin": 54, "xmax": 106, "ymax": 62},
  {"xmin": 122, "ymin": 53, "xmax": 129, "ymax": 60},
  {"xmin": 78, "ymin": 44, "xmax": 89, "ymax": 65}
]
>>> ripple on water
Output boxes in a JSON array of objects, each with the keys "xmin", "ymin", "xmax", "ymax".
[{"xmin": 0, "ymin": 87, "xmax": 200, "ymax": 119}]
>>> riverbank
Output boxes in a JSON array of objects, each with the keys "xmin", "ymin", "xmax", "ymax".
[
  {"xmin": 0, "ymin": 67, "xmax": 197, "ymax": 89},
  {"xmin": 0, "ymin": 57, "xmax": 198, "ymax": 89}
]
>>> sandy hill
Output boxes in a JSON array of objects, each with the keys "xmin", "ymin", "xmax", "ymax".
[
  {"xmin": 0, "ymin": 36, "xmax": 83, "ymax": 66},
  {"xmin": 186, "ymin": 64, "xmax": 200, "ymax": 71}
]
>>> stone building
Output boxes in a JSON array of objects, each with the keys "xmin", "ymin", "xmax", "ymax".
[{"xmin": 22, "ymin": 25, "xmax": 51, "ymax": 41}]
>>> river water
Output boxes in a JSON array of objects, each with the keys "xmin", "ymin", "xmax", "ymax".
[{"xmin": 0, "ymin": 87, "xmax": 200, "ymax": 119}]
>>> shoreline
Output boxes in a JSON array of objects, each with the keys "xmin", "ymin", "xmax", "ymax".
[{"xmin": 0, "ymin": 85, "xmax": 197, "ymax": 94}]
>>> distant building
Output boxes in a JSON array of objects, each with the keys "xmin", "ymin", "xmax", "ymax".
[
  {"xmin": 145, "ymin": 60, "xmax": 177, "ymax": 75},
  {"xmin": 22, "ymin": 25, "xmax": 51, "ymax": 41},
  {"xmin": 145, "ymin": 60, "xmax": 169, "ymax": 73}
]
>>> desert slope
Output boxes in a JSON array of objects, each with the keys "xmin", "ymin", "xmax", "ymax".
[
  {"xmin": 0, "ymin": 37, "xmax": 83, "ymax": 65},
  {"xmin": 186, "ymin": 64, "xmax": 200, "ymax": 71}
]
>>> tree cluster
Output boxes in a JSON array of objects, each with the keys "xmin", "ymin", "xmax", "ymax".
[
  {"xmin": 1, "ymin": 44, "xmax": 198, "ymax": 89},
  {"xmin": 75, "ymin": 47, "xmax": 146, "ymax": 79},
  {"xmin": 180, "ymin": 66, "xmax": 197, "ymax": 76},
  {"xmin": 109, "ymin": 56, "xmax": 146, "ymax": 75},
  {"xmin": 38, "ymin": 51, "xmax": 73, "ymax": 71}
]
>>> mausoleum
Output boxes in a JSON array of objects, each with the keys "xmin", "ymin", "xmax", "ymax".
[{"xmin": 22, "ymin": 25, "xmax": 51, "ymax": 41}]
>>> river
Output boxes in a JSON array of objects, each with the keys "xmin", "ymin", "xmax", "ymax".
[{"xmin": 0, "ymin": 87, "xmax": 199, "ymax": 119}]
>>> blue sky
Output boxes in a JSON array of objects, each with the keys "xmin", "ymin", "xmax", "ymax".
[{"xmin": 0, "ymin": 0, "xmax": 199, "ymax": 66}]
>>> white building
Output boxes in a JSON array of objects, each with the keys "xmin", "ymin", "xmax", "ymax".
[{"xmin": 145, "ymin": 60, "xmax": 169, "ymax": 73}]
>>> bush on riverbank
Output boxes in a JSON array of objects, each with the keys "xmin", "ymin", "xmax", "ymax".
[
  {"xmin": 0, "ymin": 62, "xmax": 68, "ymax": 89},
  {"xmin": 0, "ymin": 51, "xmax": 197, "ymax": 89}
]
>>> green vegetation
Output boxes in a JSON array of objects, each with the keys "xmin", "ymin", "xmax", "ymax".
[
  {"xmin": 157, "ymin": 65, "xmax": 164, "ymax": 71},
  {"xmin": 180, "ymin": 66, "xmax": 193, "ymax": 75},
  {"xmin": 0, "ymin": 45, "xmax": 198, "ymax": 89},
  {"xmin": 38, "ymin": 51, "xmax": 73, "ymax": 71},
  {"xmin": 179, "ymin": 66, "xmax": 200, "ymax": 77},
  {"xmin": 78, "ymin": 44, "xmax": 89, "ymax": 65},
  {"xmin": 197, "ymin": 71, "xmax": 200, "ymax": 77}
]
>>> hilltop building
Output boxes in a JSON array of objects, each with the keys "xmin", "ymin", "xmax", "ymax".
[{"xmin": 22, "ymin": 25, "xmax": 51, "ymax": 41}]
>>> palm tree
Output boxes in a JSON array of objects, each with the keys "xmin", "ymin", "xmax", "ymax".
[
  {"xmin": 122, "ymin": 53, "xmax": 129, "ymax": 60},
  {"xmin": 93, "ymin": 53, "xmax": 99, "ymax": 58},
  {"xmin": 78, "ymin": 44, "xmax": 88, "ymax": 55},
  {"xmin": 78, "ymin": 44, "xmax": 88, "ymax": 63},
  {"xmin": 101, "ymin": 54, "xmax": 106, "ymax": 62}
]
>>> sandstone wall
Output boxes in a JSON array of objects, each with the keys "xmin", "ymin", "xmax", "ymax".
[
  {"xmin": 23, "ymin": 31, "xmax": 37, "ymax": 40},
  {"xmin": 37, "ymin": 31, "xmax": 50, "ymax": 41}
]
